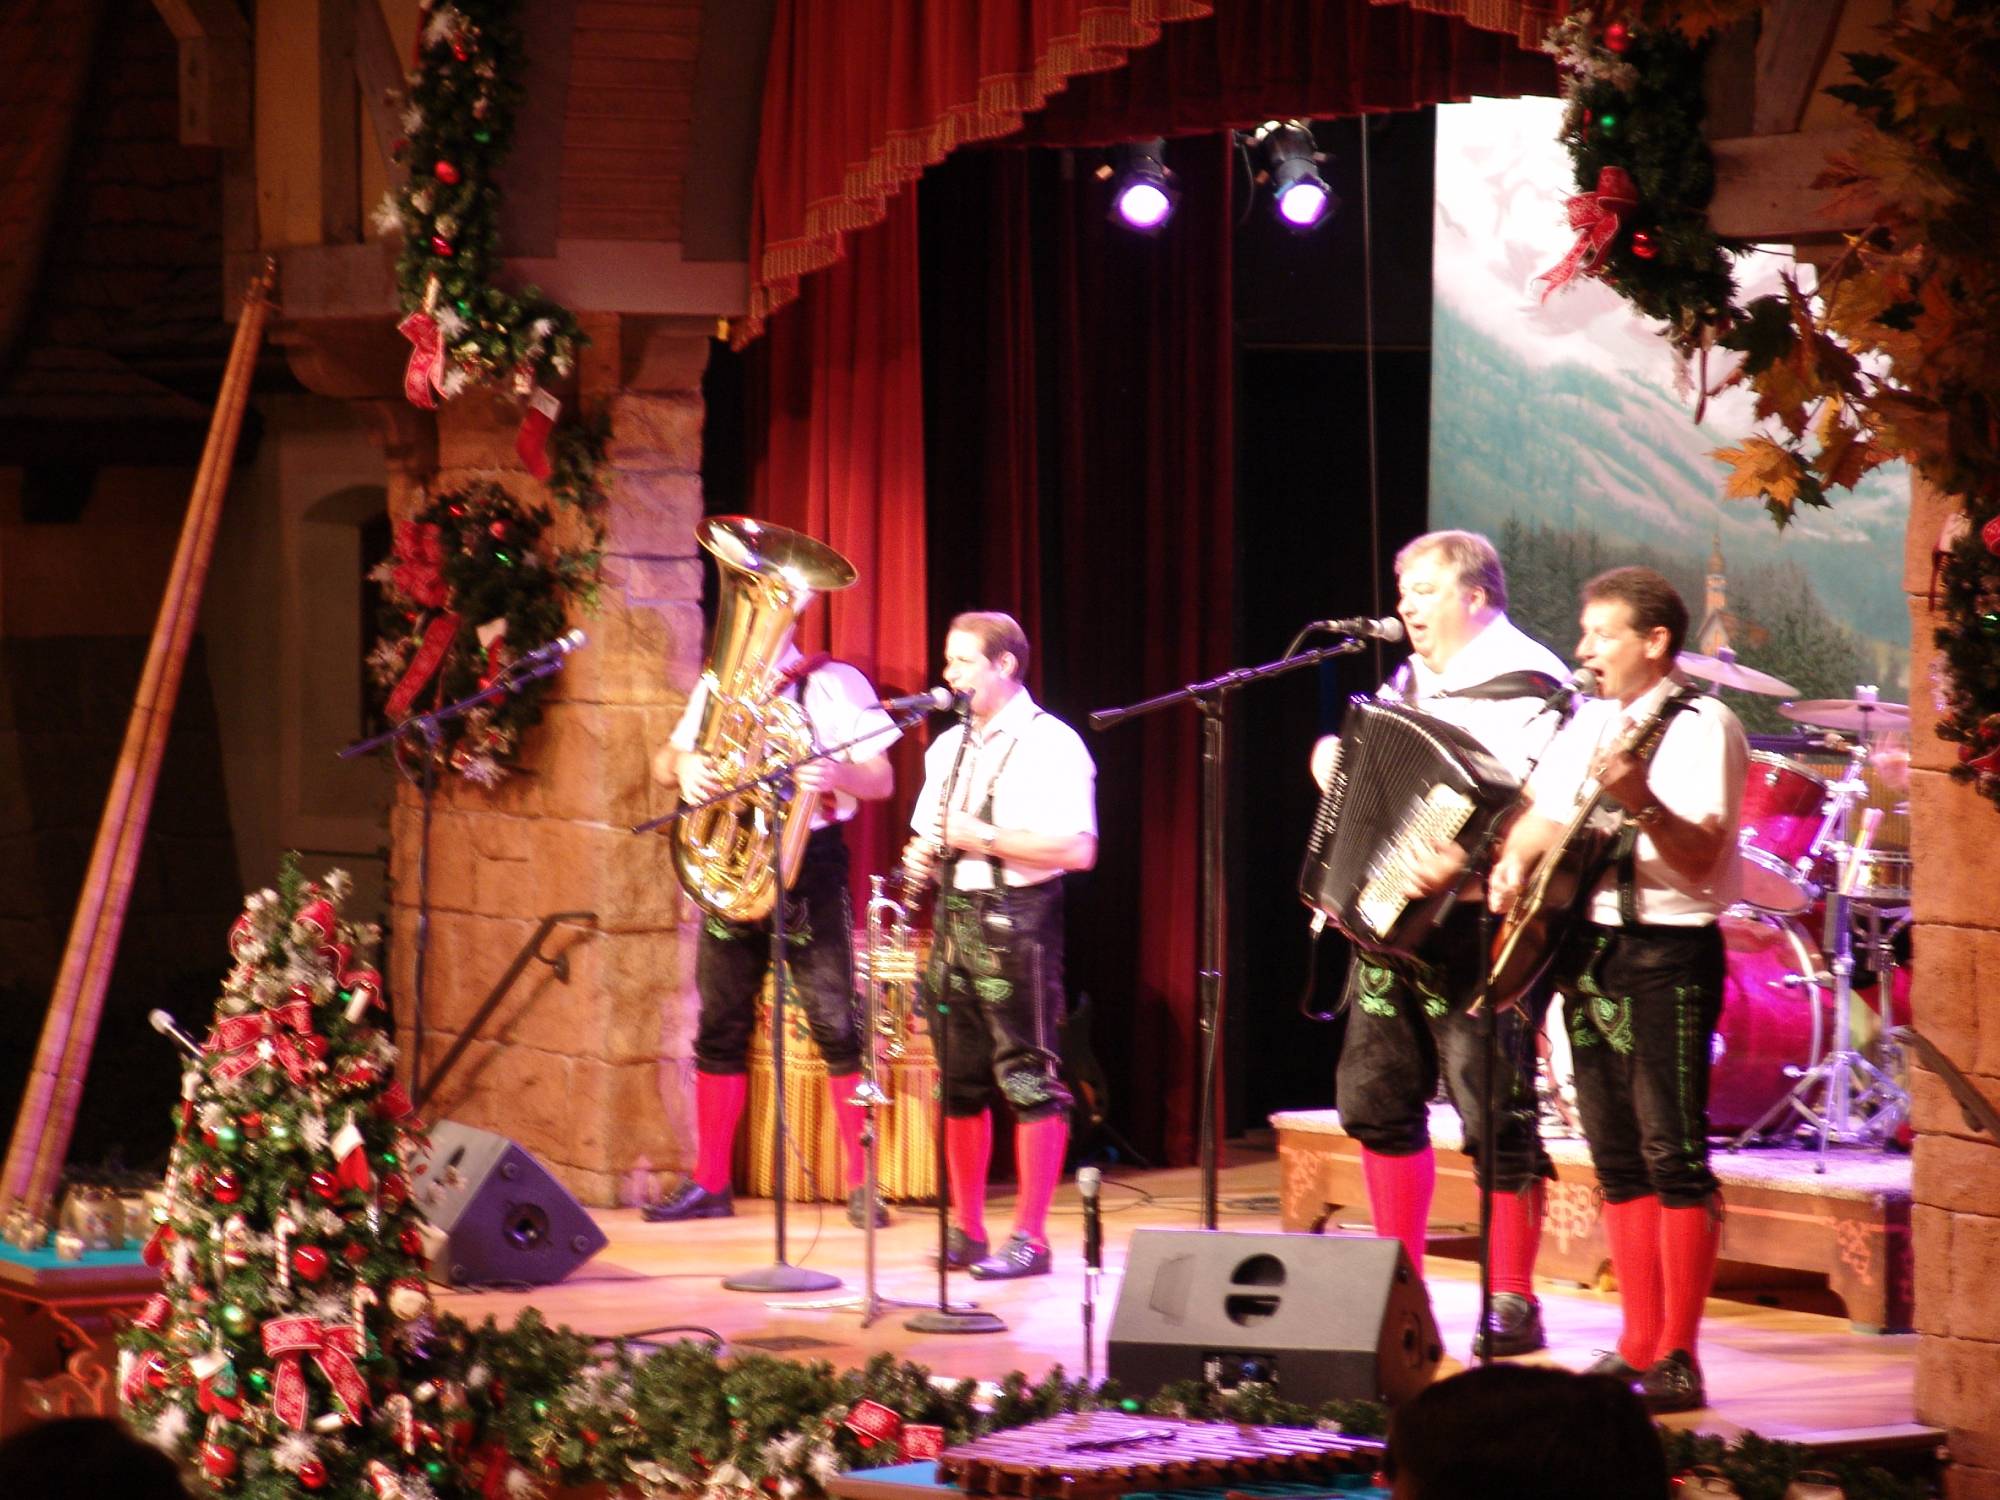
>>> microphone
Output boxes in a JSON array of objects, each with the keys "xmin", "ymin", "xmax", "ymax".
[
  {"xmin": 1542, "ymin": 666, "xmax": 1600, "ymax": 719},
  {"xmin": 506, "ymin": 628, "xmax": 588, "ymax": 675},
  {"xmin": 1078, "ymin": 1166, "xmax": 1103, "ymax": 1271},
  {"xmin": 1310, "ymin": 615, "xmax": 1406, "ymax": 643},
  {"xmin": 878, "ymin": 685, "xmax": 958, "ymax": 714},
  {"xmin": 148, "ymin": 1009, "xmax": 202, "ymax": 1060}
]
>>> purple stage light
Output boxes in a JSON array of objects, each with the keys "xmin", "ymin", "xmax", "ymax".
[
  {"xmin": 1115, "ymin": 180, "xmax": 1175, "ymax": 230},
  {"xmin": 1275, "ymin": 179, "xmax": 1332, "ymax": 228}
]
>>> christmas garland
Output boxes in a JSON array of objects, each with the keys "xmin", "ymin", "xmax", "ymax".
[
  {"xmin": 367, "ymin": 476, "xmax": 600, "ymax": 785},
  {"xmin": 1544, "ymin": 4, "xmax": 2000, "ymax": 809}
]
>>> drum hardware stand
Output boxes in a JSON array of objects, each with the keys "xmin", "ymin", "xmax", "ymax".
[
  {"xmin": 775, "ymin": 876, "xmax": 928, "ymax": 1326},
  {"xmin": 633, "ymin": 713, "xmax": 930, "ymax": 1296},
  {"xmin": 1089, "ymin": 635, "xmax": 1369, "ymax": 1231},
  {"xmin": 1730, "ymin": 807, "xmax": 1908, "ymax": 1167}
]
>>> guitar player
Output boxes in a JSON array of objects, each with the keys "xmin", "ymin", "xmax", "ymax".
[
  {"xmin": 1488, "ymin": 566, "xmax": 1748, "ymax": 1414},
  {"xmin": 1311, "ymin": 530, "xmax": 1570, "ymax": 1359}
]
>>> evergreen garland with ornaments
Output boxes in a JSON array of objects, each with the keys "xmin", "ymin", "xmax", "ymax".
[{"xmin": 117, "ymin": 857, "xmax": 456, "ymax": 1499}]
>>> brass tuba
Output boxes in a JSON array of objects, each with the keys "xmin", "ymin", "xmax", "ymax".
[{"xmin": 670, "ymin": 516, "xmax": 857, "ymax": 921}]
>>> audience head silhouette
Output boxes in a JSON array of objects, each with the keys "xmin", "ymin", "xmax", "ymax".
[
  {"xmin": 0, "ymin": 1415, "xmax": 192, "ymax": 1499},
  {"xmin": 1385, "ymin": 1363, "xmax": 1669, "ymax": 1500}
]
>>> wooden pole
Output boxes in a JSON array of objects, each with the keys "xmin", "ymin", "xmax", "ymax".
[{"xmin": 0, "ymin": 262, "xmax": 278, "ymax": 1223}]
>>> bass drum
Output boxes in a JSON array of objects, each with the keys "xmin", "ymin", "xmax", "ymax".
[
  {"xmin": 1709, "ymin": 909, "xmax": 1826, "ymax": 1132},
  {"xmin": 1539, "ymin": 909, "xmax": 1827, "ymax": 1135}
]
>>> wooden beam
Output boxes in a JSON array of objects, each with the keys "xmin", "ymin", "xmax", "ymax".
[
  {"xmin": 1753, "ymin": 0, "xmax": 1847, "ymax": 136},
  {"xmin": 319, "ymin": 0, "xmax": 362, "ymax": 243},
  {"xmin": 351, "ymin": 0, "xmax": 409, "ymax": 190},
  {"xmin": 151, "ymin": 0, "xmax": 251, "ymax": 148},
  {"xmin": 1708, "ymin": 128, "xmax": 1873, "ymax": 241}
]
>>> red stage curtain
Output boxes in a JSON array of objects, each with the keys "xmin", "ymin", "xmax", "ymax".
[
  {"xmin": 1374, "ymin": 0, "xmax": 1574, "ymax": 52},
  {"xmin": 739, "ymin": 0, "xmax": 1214, "ymax": 345},
  {"xmin": 747, "ymin": 192, "xmax": 931, "ymax": 897}
]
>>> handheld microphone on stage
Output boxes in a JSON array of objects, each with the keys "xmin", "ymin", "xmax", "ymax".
[
  {"xmin": 1309, "ymin": 615, "xmax": 1406, "ymax": 643},
  {"xmin": 1078, "ymin": 1166, "xmax": 1103, "ymax": 1271},
  {"xmin": 1542, "ymin": 666, "xmax": 1600, "ymax": 720},
  {"xmin": 878, "ymin": 685, "xmax": 961, "ymax": 714},
  {"xmin": 148, "ymin": 1009, "xmax": 202, "ymax": 1060}
]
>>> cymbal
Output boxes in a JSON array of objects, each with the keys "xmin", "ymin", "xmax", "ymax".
[
  {"xmin": 1676, "ymin": 650, "xmax": 1799, "ymax": 696},
  {"xmin": 1779, "ymin": 698, "xmax": 1912, "ymax": 733}
]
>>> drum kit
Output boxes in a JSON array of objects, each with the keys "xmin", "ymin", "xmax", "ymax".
[{"xmin": 1545, "ymin": 648, "xmax": 1913, "ymax": 1165}]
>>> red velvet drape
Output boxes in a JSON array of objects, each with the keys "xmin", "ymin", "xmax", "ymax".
[{"xmin": 747, "ymin": 193, "xmax": 931, "ymax": 897}]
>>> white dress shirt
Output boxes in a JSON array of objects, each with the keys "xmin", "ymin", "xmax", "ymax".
[
  {"xmin": 670, "ymin": 646, "xmax": 899, "ymax": 829},
  {"xmin": 910, "ymin": 687, "xmax": 1097, "ymax": 891},
  {"xmin": 1380, "ymin": 613, "xmax": 1572, "ymax": 779},
  {"xmin": 1527, "ymin": 673, "xmax": 1748, "ymax": 926}
]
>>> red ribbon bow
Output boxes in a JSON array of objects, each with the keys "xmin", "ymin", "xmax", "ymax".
[
  {"xmin": 207, "ymin": 1000, "xmax": 318, "ymax": 1086},
  {"xmin": 399, "ymin": 310, "xmax": 448, "ymax": 409},
  {"xmin": 262, "ymin": 1316, "xmax": 370, "ymax": 1429},
  {"xmin": 391, "ymin": 522, "xmax": 452, "ymax": 611},
  {"xmin": 1536, "ymin": 165, "xmax": 1640, "ymax": 301}
]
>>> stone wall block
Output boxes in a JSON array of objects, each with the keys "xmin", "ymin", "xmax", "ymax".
[
  {"xmin": 1910, "ymin": 770, "xmax": 2000, "ymax": 928},
  {"xmin": 467, "ymin": 813, "xmax": 534, "ymax": 863},
  {"xmin": 413, "ymin": 1035, "xmax": 572, "ymax": 1158},
  {"xmin": 604, "ymin": 467, "xmax": 704, "ymax": 555},
  {"xmin": 555, "ymin": 603, "xmax": 679, "ymax": 708},
  {"xmin": 605, "ymin": 554, "xmax": 703, "ymax": 608},
  {"xmin": 1904, "ymin": 474, "xmax": 1958, "ymax": 600},
  {"xmin": 1912, "ymin": 923, "xmax": 1981, "ymax": 1070},
  {"xmin": 618, "ymin": 319, "xmax": 714, "ymax": 396},
  {"xmin": 596, "ymin": 928, "xmax": 696, "ymax": 1063},
  {"xmin": 1905, "ymin": 617, "xmax": 1956, "ymax": 776},
  {"xmin": 1950, "ymin": 1212, "xmax": 2000, "ymax": 1343},
  {"xmin": 1913, "ymin": 1134, "xmax": 2000, "ymax": 1214},
  {"xmin": 605, "ymin": 392, "xmax": 703, "ymax": 467},
  {"xmin": 1915, "ymin": 1204, "xmax": 1952, "ymax": 1337},
  {"xmin": 436, "ymin": 389, "xmax": 534, "ymax": 473},
  {"xmin": 559, "ymin": 1054, "xmax": 672, "ymax": 1168},
  {"xmin": 529, "ymin": 818, "xmax": 680, "ymax": 932},
  {"xmin": 532, "ymin": 702, "xmax": 655, "ymax": 827},
  {"xmin": 1918, "ymin": 1336, "xmax": 2000, "ymax": 1445}
]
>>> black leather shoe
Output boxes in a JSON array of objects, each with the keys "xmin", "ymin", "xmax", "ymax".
[
  {"xmin": 846, "ymin": 1188, "xmax": 890, "ymax": 1229},
  {"xmin": 1471, "ymin": 1292, "xmax": 1547, "ymax": 1357},
  {"xmin": 1638, "ymin": 1348, "xmax": 1706, "ymax": 1413},
  {"xmin": 641, "ymin": 1182, "xmax": 734, "ymax": 1222},
  {"xmin": 1583, "ymin": 1350, "xmax": 1643, "ymax": 1382},
  {"xmin": 969, "ymin": 1231, "xmax": 1052, "ymax": 1281},
  {"xmin": 928, "ymin": 1226, "xmax": 989, "ymax": 1269}
]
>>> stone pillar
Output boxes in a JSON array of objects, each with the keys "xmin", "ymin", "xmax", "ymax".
[
  {"xmin": 1904, "ymin": 476, "xmax": 2000, "ymax": 1498},
  {"xmin": 384, "ymin": 315, "xmax": 709, "ymax": 1207}
]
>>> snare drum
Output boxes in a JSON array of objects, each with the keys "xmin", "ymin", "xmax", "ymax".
[
  {"xmin": 1812, "ymin": 846, "xmax": 1912, "ymax": 906},
  {"xmin": 1735, "ymin": 752, "xmax": 1828, "ymax": 915}
]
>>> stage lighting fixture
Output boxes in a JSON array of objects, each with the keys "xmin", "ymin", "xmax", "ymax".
[
  {"xmin": 1103, "ymin": 138, "xmax": 1178, "ymax": 233},
  {"xmin": 1256, "ymin": 120, "xmax": 1336, "ymax": 231}
]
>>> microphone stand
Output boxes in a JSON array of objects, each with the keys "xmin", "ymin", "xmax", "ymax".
[
  {"xmin": 339, "ymin": 652, "xmax": 575, "ymax": 1103},
  {"xmin": 1089, "ymin": 637, "xmax": 1368, "ymax": 1229},
  {"xmin": 633, "ymin": 710, "xmax": 933, "ymax": 1296},
  {"xmin": 906, "ymin": 700, "xmax": 1006, "ymax": 1335},
  {"xmin": 1079, "ymin": 1168, "xmax": 1103, "ymax": 1380}
]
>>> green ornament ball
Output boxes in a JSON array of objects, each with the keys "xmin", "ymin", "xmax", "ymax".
[
  {"xmin": 267, "ymin": 1120, "xmax": 291, "ymax": 1145},
  {"xmin": 533, "ymin": 1398, "xmax": 550, "ymax": 1416},
  {"xmin": 473, "ymin": 130, "xmax": 493, "ymax": 145},
  {"xmin": 220, "ymin": 1303, "xmax": 254, "ymax": 1335},
  {"xmin": 213, "ymin": 1123, "xmax": 241, "ymax": 1151},
  {"xmin": 1981, "ymin": 612, "xmax": 2000, "ymax": 638},
  {"xmin": 1120, "ymin": 1398, "xmax": 1141, "ymax": 1413},
  {"xmin": 1597, "ymin": 112, "xmax": 1619, "ymax": 135},
  {"xmin": 426, "ymin": 1460, "xmax": 448, "ymax": 1479},
  {"xmin": 248, "ymin": 1370, "xmax": 270, "ymax": 1392},
  {"xmin": 455, "ymin": 299, "xmax": 472, "ymax": 316}
]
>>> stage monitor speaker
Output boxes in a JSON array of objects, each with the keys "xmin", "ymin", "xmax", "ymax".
[
  {"xmin": 1108, "ymin": 1229, "xmax": 1440, "ymax": 1407},
  {"xmin": 409, "ymin": 1121, "xmax": 607, "ymax": 1288}
]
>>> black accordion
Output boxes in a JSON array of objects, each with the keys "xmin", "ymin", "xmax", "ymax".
[{"xmin": 1298, "ymin": 698, "xmax": 1521, "ymax": 961}]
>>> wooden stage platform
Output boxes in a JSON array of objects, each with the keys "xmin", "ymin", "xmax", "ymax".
[{"xmin": 448, "ymin": 1146, "xmax": 1928, "ymax": 1457}]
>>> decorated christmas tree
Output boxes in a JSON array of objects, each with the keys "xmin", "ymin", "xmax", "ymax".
[{"xmin": 118, "ymin": 858, "xmax": 476, "ymax": 1497}]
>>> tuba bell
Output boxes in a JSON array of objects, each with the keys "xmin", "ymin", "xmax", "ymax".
[{"xmin": 670, "ymin": 516, "xmax": 857, "ymax": 921}]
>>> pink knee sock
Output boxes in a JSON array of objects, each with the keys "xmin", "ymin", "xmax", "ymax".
[
  {"xmin": 1361, "ymin": 1146, "xmax": 1437, "ymax": 1277},
  {"xmin": 1601, "ymin": 1195, "xmax": 1664, "ymax": 1369},
  {"xmin": 1012, "ymin": 1115, "xmax": 1070, "ymax": 1247},
  {"xmin": 1659, "ymin": 1197, "xmax": 1723, "ymax": 1362},
  {"xmin": 1489, "ymin": 1181, "xmax": 1544, "ymax": 1299},
  {"xmin": 943, "ymin": 1111, "xmax": 993, "ymax": 1242},
  {"xmin": 693, "ymin": 1071, "xmax": 748, "ymax": 1194},
  {"xmin": 825, "ymin": 1073, "xmax": 868, "ymax": 1192}
]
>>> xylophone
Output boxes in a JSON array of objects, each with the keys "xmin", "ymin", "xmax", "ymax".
[{"xmin": 932, "ymin": 1413, "xmax": 1383, "ymax": 1499}]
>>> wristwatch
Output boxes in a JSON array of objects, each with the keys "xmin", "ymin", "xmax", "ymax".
[
  {"xmin": 979, "ymin": 825, "xmax": 1000, "ymax": 856},
  {"xmin": 1632, "ymin": 798, "xmax": 1666, "ymax": 828}
]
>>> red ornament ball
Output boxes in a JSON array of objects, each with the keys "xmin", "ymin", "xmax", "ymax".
[
  {"xmin": 430, "ymin": 235, "xmax": 455, "ymax": 258},
  {"xmin": 240, "ymin": 1111, "xmax": 263, "ymax": 1135},
  {"xmin": 1981, "ymin": 513, "xmax": 2000, "ymax": 555},
  {"xmin": 381, "ymin": 1171, "xmax": 410, "ymax": 1208},
  {"xmin": 294, "ymin": 1244, "xmax": 332, "ymax": 1283},
  {"xmin": 300, "ymin": 1459, "xmax": 329, "ymax": 1490},
  {"xmin": 201, "ymin": 1441, "xmax": 239, "ymax": 1480},
  {"xmin": 310, "ymin": 1169, "xmax": 340, "ymax": 1202},
  {"xmin": 1604, "ymin": 20, "xmax": 1631, "ymax": 52},
  {"xmin": 1630, "ymin": 231, "xmax": 1658, "ymax": 260},
  {"xmin": 400, "ymin": 1225, "xmax": 427, "ymax": 1257},
  {"xmin": 487, "ymin": 520, "xmax": 509, "ymax": 541},
  {"xmin": 303, "ymin": 1034, "xmax": 330, "ymax": 1060},
  {"xmin": 345, "ymin": 1240, "xmax": 371, "ymax": 1264},
  {"xmin": 451, "ymin": 38, "xmax": 470, "ymax": 62},
  {"xmin": 434, "ymin": 159, "xmax": 461, "ymax": 186},
  {"xmin": 212, "ymin": 1170, "xmax": 243, "ymax": 1205}
]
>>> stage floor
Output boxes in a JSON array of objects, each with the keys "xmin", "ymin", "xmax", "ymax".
[{"xmin": 444, "ymin": 1148, "xmax": 1924, "ymax": 1451}]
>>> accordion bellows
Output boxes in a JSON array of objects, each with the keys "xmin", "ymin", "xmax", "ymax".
[{"xmin": 1299, "ymin": 698, "xmax": 1520, "ymax": 961}]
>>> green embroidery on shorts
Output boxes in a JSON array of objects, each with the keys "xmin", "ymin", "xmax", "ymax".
[
  {"xmin": 949, "ymin": 971, "xmax": 968, "ymax": 993},
  {"xmin": 974, "ymin": 975, "xmax": 1014, "ymax": 1005},
  {"xmin": 704, "ymin": 915, "xmax": 738, "ymax": 942},
  {"xmin": 1573, "ymin": 934, "xmax": 1634, "ymax": 1054},
  {"xmin": 1352, "ymin": 959, "xmax": 1398, "ymax": 1018}
]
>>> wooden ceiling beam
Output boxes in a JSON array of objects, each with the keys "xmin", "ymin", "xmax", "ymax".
[{"xmin": 150, "ymin": 0, "xmax": 250, "ymax": 150}]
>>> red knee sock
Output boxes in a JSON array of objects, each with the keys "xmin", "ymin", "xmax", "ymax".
[
  {"xmin": 825, "ymin": 1073, "xmax": 868, "ymax": 1192},
  {"xmin": 943, "ymin": 1111, "xmax": 993, "ymax": 1243},
  {"xmin": 1012, "ymin": 1115, "xmax": 1069, "ymax": 1247},
  {"xmin": 1361, "ymin": 1146, "xmax": 1436, "ymax": 1278},
  {"xmin": 692, "ymin": 1071, "xmax": 748, "ymax": 1194},
  {"xmin": 1659, "ymin": 1198, "xmax": 1723, "ymax": 1362},
  {"xmin": 1489, "ymin": 1181, "xmax": 1544, "ymax": 1299},
  {"xmin": 1601, "ymin": 1195, "xmax": 1664, "ymax": 1369}
]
